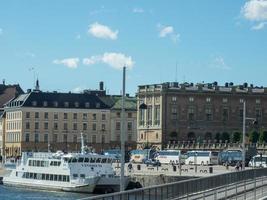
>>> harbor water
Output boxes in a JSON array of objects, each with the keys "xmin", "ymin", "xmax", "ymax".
[{"xmin": 0, "ymin": 185, "xmax": 95, "ymax": 200}]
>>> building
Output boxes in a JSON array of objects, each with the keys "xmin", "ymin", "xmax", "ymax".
[
  {"xmin": 3, "ymin": 82, "xmax": 137, "ymax": 157},
  {"xmin": 137, "ymin": 82, "xmax": 267, "ymax": 149},
  {"xmin": 0, "ymin": 81, "xmax": 24, "ymax": 156}
]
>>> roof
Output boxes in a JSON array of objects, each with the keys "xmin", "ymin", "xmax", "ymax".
[
  {"xmin": 100, "ymin": 95, "xmax": 137, "ymax": 111},
  {"xmin": 6, "ymin": 91, "xmax": 110, "ymax": 109},
  {"xmin": 0, "ymin": 84, "xmax": 24, "ymax": 109}
]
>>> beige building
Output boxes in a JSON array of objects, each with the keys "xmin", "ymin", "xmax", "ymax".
[
  {"xmin": 137, "ymin": 82, "xmax": 267, "ymax": 149},
  {"xmin": 4, "ymin": 86, "xmax": 137, "ymax": 157}
]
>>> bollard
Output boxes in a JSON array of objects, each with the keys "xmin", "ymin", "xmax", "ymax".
[{"xmin": 209, "ymin": 167, "xmax": 213, "ymax": 174}]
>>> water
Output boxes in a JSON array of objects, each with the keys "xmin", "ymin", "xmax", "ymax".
[{"xmin": 0, "ymin": 185, "xmax": 95, "ymax": 200}]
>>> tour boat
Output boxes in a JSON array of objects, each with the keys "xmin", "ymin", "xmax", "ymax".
[{"xmin": 3, "ymin": 133, "xmax": 129, "ymax": 193}]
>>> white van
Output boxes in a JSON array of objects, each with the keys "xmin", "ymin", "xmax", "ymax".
[{"xmin": 249, "ymin": 155, "xmax": 267, "ymax": 168}]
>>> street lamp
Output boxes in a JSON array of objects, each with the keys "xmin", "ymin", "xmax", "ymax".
[
  {"xmin": 242, "ymin": 101, "xmax": 257, "ymax": 170},
  {"xmin": 139, "ymin": 103, "xmax": 149, "ymax": 158},
  {"xmin": 194, "ymin": 151, "xmax": 198, "ymax": 173}
]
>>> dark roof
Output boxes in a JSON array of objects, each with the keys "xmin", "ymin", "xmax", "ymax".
[
  {"xmin": 6, "ymin": 91, "xmax": 110, "ymax": 109},
  {"xmin": 0, "ymin": 84, "xmax": 24, "ymax": 109},
  {"xmin": 100, "ymin": 95, "xmax": 137, "ymax": 111}
]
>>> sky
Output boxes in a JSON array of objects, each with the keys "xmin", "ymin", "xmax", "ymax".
[{"xmin": 0, "ymin": 0, "xmax": 267, "ymax": 95}]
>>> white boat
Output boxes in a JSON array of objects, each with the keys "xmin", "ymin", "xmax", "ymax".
[{"xmin": 3, "ymin": 133, "xmax": 129, "ymax": 193}]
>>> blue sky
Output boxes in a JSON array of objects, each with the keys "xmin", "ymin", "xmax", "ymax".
[{"xmin": 0, "ymin": 0, "xmax": 267, "ymax": 95}]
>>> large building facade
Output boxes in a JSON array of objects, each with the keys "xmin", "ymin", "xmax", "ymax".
[
  {"xmin": 3, "ymin": 87, "xmax": 137, "ymax": 157},
  {"xmin": 137, "ymin": 82, "xmax": 267, "ymax": 149}
]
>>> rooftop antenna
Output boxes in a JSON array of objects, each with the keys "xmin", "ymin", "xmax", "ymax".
[{"xmin": 29, "ymin": 67, "xmax": 36, "ymax": 89}]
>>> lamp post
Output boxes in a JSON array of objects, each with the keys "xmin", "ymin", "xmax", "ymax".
[
  {"xmin": 194, "ymin": 151, "xmax": 198, "ymax": 173},
  {"xmin": 139, "ymin": 103, "xmax": 148, "ymax": 158},
  {"xmin": 242, "ymin": 101, "xmax": 257, "ymax": 170}
]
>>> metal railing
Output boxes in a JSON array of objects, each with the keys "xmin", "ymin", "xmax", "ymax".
[{"xmin": 77, "ymin": 168, "xmax": 267, "ymax": 200}]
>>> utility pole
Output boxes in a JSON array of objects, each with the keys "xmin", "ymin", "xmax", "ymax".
[{"xmin": 242, "ymin": 101, "xmax": 246, "ymax": 170}]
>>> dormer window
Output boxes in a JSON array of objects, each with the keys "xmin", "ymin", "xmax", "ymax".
[
  {"xmin": 222, "ymin": 98, "xmax": 228, "ymax": 103},
  {"xmin": 240, "ymin": 99, "xmax": 244, "ymax": 103},
  {"xmin": 53, "ymin": 101, "xmax": 58, "ymax": 107},
  {"xmin": 74, "ymin": 102, "xmax": 79, "ymax": 108},
  {"xmin": 43, "ymin": 101, "xmax": 48, "ymax": 107},
  {"xmin": 64, "ymin": 102, "xmax": 69, "ymax": 107},
  {"xmin": 206, "ymin": 97, "xmax": 211, "ymax": 103},
  {"xmin": 256, "ymin": 99, "xmax": 261, "ymax": 104},
  {"xmin": 85, "ymin": 102, "xmax": 90, "ymax": 108},
  {"xmin": 32, "ymin": 101, "xmax": 37, "ymax": 106},
  {"xmin": 189, "ymin": 97, "xmax": 194, "ymax": 102},
  {"xmin": 96, "ymin": 103, "xmax": 100, "ymax": 108}
]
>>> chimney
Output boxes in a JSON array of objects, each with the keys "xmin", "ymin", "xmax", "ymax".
[
  {"xmin": 2, "ymin": 79, "xmax": 5, "ymax": 85},
  {"xmin": 99, "ymin": 81, "xmax": 104, "ymax": 91},
  {"xmin": 35, "ymin": 79, "xmax": 40, "ymax": 91},
  {"xmin": 27, "ymin": 89, "xmax": 32, "ymax": 93}
]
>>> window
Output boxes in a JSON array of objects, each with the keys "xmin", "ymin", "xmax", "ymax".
[
  {"xmin": 96, "ymin": 103, "xmax": 100, "ymax": 108},
  {"xmin": 43, "ymin": 101, "xmax": 48, "ymax": 107},
  {"xmin": 128, "ymin": 112, "xmax": 132, "ymax": 118},
  {"xmin": 171, "ymin": 107, "xmax": 177, "ymax": 120},
  {"xmin": 44, "ymin": 122, "xmax": 49, "ymax": 130},
  {"xmin": 54, "ymin": 123, "xmax": 58, "ymax": 130},
  {"xmin": 102, "ymin": 114, "xmax": 106, "ymax": 120},
  {"xmin": 54, "ymin": 113, "xmax": 58, "ymax": 120},
  {"xmin": 256, "ymin": 108, "xmax": 262, "ymax": 120},
  {"xmin": 64, "ymin": 113, "xmax": 68, "ymax": 120},
  {"xmin": 74, "ymin": 102, "xmax": 79, "ymax": 108},
  {"xmin": 83, "ymin": 123, "xmax": 87, "ymax": 131},
  {"xmin": 128, "ymin": 134, "xmax": 132, "ymax": 141},
  {"xmin": 256, "ymin": 99, "xmax": 261, "ymax": 104},
  {"xmin": 73, "ymin": 113, "xmax": 77, "ymax": 120},
  {"xmin": 101, "ymin": 135, "xmax": 105, "ymax": 143},
  {"xmin": 93, "ymin": 114, "xmax": 97, "ymax": 120},
  {"xmin": 92, "ymin": 135, "xmax": 96, "ymax": 143},
  {"xmin": 64, "ymin": 102, "xmax": 69, "ymax": 107},
  {"xmin": 92, "ymin": 123, "xmax": 97, "ymax": 131},
  {"xmin": 85, "ymin": 102, "xmax": 90, "ymax": 108},
  {"xmin": 25, "ymin": 133, "xmax": 30, "ymax": 142},
  {"xmin": 44, "ymin": 112, "xmax": 48, "ymax": 119},
  {"xmin": 32, "ymin": 101, "xmax": 37, "ymax": 106},
  {"xmin": 35, "ymin": 122, "xmax": 39, "ymax": 130},
  {"xmin": 188, "ymin": 107, "xmax": 195, "ymax": 121},
  {"xmin": 116, "ymin": 112, "xmax": 121, "ymax": 118},
  {"xmin": 205, "ymin": 107, "xmax": 212, "ymax": 121},
  {"xmin": 206, "ymin": 97, "xmax": 211, "ymax": 103},
  {"xmin": 222, "ymin": 98, "xmax": 228, "ymax": 103},
  {"xmin": 44, "ymin": 134, "xmax": 48, "ymax": 143},
  {"xmin": 35, "ymin": 112, "xmax": 39, "ymax": 119},
  {"xmin": 189, "ymin": 97, "xmax": 194, "ymax": 102},
  {"xmin": 26, "ymin": 112, "xmax": 30, "ymax": 119},
  {"xmin": 35, "ymin": 133, "xmax": 39, "ymax": 142},
  {"xmin": 172, "ymin": 96, "xmax": 177, "ymax": 102},
  {"xmin": 83, "ymin": 113, "xmax": 87, "ymax": 120},
  {"xmin": 116, "ymin": 122, "xmax": 120, "ymax": 131},
  {"xmin": 139, "ymin": 108, "xmax": 145, "ymax": 126},
  {"xmin": 53, "ymin": 134, "xmax": 58, "ymax": 142},
  {"xmin": 101, "ymin": 124, "xmax": 106, "ymax": 131},
  {"xmin": 26, "ymin": 122, "xmax": 30, "ymax": 129},
  {"xmin": 73, "ymin": 123, "xmax": 77, "ymax": 130},
  {"xmin": 240, "ymin": 99, "xmax": 244, "ymax": 103},
  {"xmin": 63, "ymin": 134, "xmax": 68, "ymax": 143},
  {"xmin": 64, "ymin": 123, "xmax": 68, "ymax": 130},
  {"xmin": 53, "ymin": 101, "xmax": 58, "ymax": 107},
  {"xmin": 73, "ymin": 135, "xmax": 77, "ymax": 143},
  {"xmin": 154, "ymin": 105, "xmax": 160, "ymax": 125},
  {"xmin": 127, "ymin": 122, "xmax": 132, "ymax": 131},
  {"xmin": 222, "ymin": 108, "xmax": 229, "ymax": 121}
]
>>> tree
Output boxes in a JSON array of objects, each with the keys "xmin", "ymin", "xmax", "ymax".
[
  {"xmin": 204, "ymin": 132, "xmax": 212, "ymax": 140},
  {"xmin": 221, "ymin": 132, "xmax": 230, "ymax": 143},
  {"xmin": 215, "ymin": 132, "xmax": 221, "ymax": 142},
  {"xmin": 259, "ymin": 130, "xmax": 267, "ymax": 143},
  {"xmin": 233, "ymin": 132, "xmax": 242, "ymax": 143},
  {"xmin": 249, "ymin": 130, "xmax": 259, "ymax": 143}
]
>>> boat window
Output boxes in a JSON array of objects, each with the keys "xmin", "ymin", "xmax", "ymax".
[
  {"xmin": 59, "ymin": 175, "xmax": 62, "ymax": 181},
  {"xmin": 84, "ymin": 157, "xmax": 89, "ymax": 162},
  {"xmin": 41, "ymin": 161, "xmax": 44, "ymax": 167},
  {"xmin": 90, "ymin": 158, "xmax": 96, "ymax": 163},
  {"xmin": 33, "ymin": 160, "xmax": 37, "ymax": 166},
  {"xmin": 49, "ymin": 174, "xmax": 53, "ymax": 181},
  {"xmin": 54, "ymin": 175, "xmax": 58, "ymax": 181},
  {"xmin": 80, "ymin": 174, "xmax": 85, "ymax": 178},
  {"xmin": 101, "ymin": 158, "xmax": 107, "ymax": 163},
  {"xmin": 29, "ymin": 160, "xmax": 33, "ymax": 166},
  {"xmin": 16, "ymin": 172, "xmax": 18, "ymax": 177},
  {"xmin": 107, "ymin": 158, "xmax": 112, "ymax": 163},
  {"xmin": 63, "ymin": 175, "xmax": 67, "ymax": 182},
  {"xmin": 42, "ymin": 174, "xmax": 45, "ymax": 180},
  {"xmin": 37, "ymin": 160, "xmax": 41, "ymax": 167},
  {"xmin": 78, "ymin": 157, "xmax": 84, "ymax": 162},
  {"xmin": 101, "ymin": 174, "xmax": 105, "ymax": 177},
  {"xmin": 71, "ymin": 158, "xmax": 78, "ymax": 163},
  {"xmin": 57, "ymin": 161, "xmax": 61, "ymax": 166},
  {"xmin": 64, "ymin": 158, "xmax": 69, "ymax": 163},
  {"xmin": 33, "ymin": 173, "xmax": 37, "ymax": 179},
  {"xmin": 46, "ymin": 174, "xmax": 49, "ymax": 180},
  {"xmin": 96, "ymin": 158, "xmax": 101, "ymax": 163},
  {"xmin": 66, "ymin": 176, "xmax": 70, "ymax": 182}
]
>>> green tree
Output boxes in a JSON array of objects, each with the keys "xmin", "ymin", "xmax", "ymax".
[
  {"xmin": 221, "ymin": 132, "xmax": 230, "ymax": 142},
  {"xmin": 215, "ymin": 132, "xmax": 221, "ymax": 142},
  {"xmin": 259, "ymin": 130, "xmax": 267, "ymax": 143},
  {"xmin": 249, "ymin": 130, "xmax": 259, "ymax": 143},
  {"xmin": 233, "ymin": 132, "xmax": 242, "ymax": 143}
]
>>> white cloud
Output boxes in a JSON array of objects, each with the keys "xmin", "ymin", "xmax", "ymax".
[
  {"xmin": 251, "ymin": 21, "xmax": 267, "ymax": 29},
  {"xmin": 157, "ymin": 24, "xmax": 180, "ymax": 43},
  {"xmin": 133, "ymin": 8, "xmax": 144, "ymax": 13},
  {"xmin": 53, "ymin": 58, "xmax": 79, "ymax": 69},
  {"xmin": 88, "ymin": 22, "xmax": 118, "ymax": 40},
  {"xmin": 242, "ymin": 0, "xmax": 267, "ymax": 21},
  {"xmin": 72, "ymin": 86, "xmax": 85, "ymax": 93},
  {"xmin": 83, "ymin": 52, "xmax": 134, "ymax": 70},
  {"xmin": 210, "ymin": 56, "xmax": 231, "ymax": 70}
]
